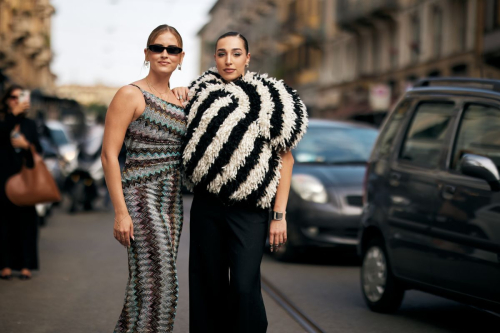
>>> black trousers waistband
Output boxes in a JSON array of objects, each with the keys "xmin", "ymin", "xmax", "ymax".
[{"xmin": 193, "ymin": 185, "xmax": 270, "ymax": 213}]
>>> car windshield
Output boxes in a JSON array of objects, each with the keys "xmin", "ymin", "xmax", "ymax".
[
  {"xmin": 50, "ymin": 128, "xmax": 69, "ymax": 146},
  {"xmin": 292, "ymin": 126, "xmax": 378, "ymax": 164}
]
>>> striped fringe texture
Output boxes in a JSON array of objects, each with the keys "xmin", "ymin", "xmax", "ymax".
[
  {"xmin": 114, "ymin": 86, "xmax": 186, "ymax": 333},
  {"xmin": 182, "ymin": 68, "xmax": 308, "ymax": 209}
]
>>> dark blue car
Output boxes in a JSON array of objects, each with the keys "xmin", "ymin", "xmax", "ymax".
[{"xmin": 271, "ymin": 119, "xmax": 378, "ymax": 261}]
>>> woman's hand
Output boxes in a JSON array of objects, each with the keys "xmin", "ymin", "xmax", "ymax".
[
  {"xmin": 269, "ymin": 218, "xmax": 287, "ymax": 252},
  {"xmin": 172, "ymin": 87, "xmax": 189, "ymax": 102},
  {"xmin": 113, "ymin": 214, "xmax": 134, "ymax": 247},
  {"xmin": 11, "ymin": 133, "xmax": 30, "ymax": 150},
  {"xmin": 12, "ymin": 101, "xmax": 30, "ymax": 116}
]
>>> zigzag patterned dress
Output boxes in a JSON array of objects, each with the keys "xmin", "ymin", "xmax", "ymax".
[{"xmin": 114, "ymin": 84, "xmax": 186, "ymax": 333}]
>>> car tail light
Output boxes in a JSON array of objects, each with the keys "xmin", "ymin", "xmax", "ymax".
[{"xmin": 362, "ymin": 162, "xmax": 371, "ymax": 206}]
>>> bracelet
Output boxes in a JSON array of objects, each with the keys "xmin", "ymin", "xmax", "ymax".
[{"xmin": 114, "ymin": 215, "xmax": 129, "ymax": 224}]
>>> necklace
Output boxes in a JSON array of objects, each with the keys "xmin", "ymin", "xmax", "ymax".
[{"xmin": 146, "ymin": 78, "xmax": 171, "ymax": 103}]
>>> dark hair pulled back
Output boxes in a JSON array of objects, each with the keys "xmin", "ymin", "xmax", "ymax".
[{"xmin": 215, "ymin": 32, "xmax": 249, "ymax": 54}]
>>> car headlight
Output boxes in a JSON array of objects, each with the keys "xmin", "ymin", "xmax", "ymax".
[
  {"xmin": 63, "ymin": 150, "xmax": 76, "ymax": 162},
  {"xmin": 291, "ymin": 174, "xmax": 328, "ymax": 204}
]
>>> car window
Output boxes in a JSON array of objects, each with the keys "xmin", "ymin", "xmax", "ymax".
[
  {"xmin": 376, "ymin": 99, "xmax": 412, "ymax": 158},
  {"xmin": 399, "ymin": 102, "xmax": 455, "ymax": 168},
  {"xmin": 451, "ymin": 103, "xmax": 500, "ymax": 172},
  {"xmin": 293, "ymin": 127, "xmax": 378, "ymax": 164},
  {"xmin": 49, "ymin": 128, "xmax": 70, "ymax": 146}
]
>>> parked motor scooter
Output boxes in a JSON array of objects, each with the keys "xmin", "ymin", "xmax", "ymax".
[{"xmin": 64, "ymin": 125, "xmax": 104, "ymax": 213}]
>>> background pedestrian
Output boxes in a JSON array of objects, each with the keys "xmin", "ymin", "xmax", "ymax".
[{"xmin": 0, "ymin": 84, "xmax": 43, "ymax": 280}]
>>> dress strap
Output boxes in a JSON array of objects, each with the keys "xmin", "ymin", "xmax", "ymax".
[
  {"xmin": 129, "ymin": 83, "xmax": 142, "ymax": 91},
  {"xmin": 129, "ymin": 84, "xmax": 147, "ymax": 102}
]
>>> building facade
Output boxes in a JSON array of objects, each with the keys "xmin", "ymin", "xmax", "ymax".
[
  {"xmin": 482, "ymin": 0, "xmax": 500, "ymax": 77},
  {"xmin": 0, "ymin": 0, "xmax": 56, "ymax": 95},
  {"xmin": 198, "ymin": 0, "xmax": 323, "ymax": 109},
  {"xmin": 56, "ymin": 84, "xmax": 119, "ymax": 107},
  {"xmin": 200, "ymin": 0, "xmax": 500, "ymax": 123},
  {"xmin": 318, "ymin": 0, "xmax": 484, "ymax": 122}
]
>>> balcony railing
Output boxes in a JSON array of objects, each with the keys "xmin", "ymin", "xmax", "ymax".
[
  {"xmin": 337, "ymin": 0, "xmax": 398, "ymax": 25},
  {"xmin": 484, "ymin": 28, "xmax": 500, "ymax": 55}
]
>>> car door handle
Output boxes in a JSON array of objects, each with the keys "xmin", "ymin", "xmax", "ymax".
[
  {"xmin": 389, "ymin": 172, "xmax": 401, "ymax": 187},
  {"xmin": 442, "ymin": 185, "xmax": 456, "ymax": 200}
]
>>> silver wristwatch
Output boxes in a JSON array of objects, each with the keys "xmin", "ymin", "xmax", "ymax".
[{"xmin": 272, "ymin": 211, "xmax": 284, "ymax": 221}]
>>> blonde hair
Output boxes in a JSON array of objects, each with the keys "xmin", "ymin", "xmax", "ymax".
[{"xmin": 147, "ymin": 24, "xmax": 183, "ymax": 48}]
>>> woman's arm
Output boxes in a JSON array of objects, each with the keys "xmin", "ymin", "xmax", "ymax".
[
  {"xmin": 19, "ymin": 119, "xmax": 43, "ymax": 168},
  {"xmin": 101, "ymin": 86, "xmax": 141, "ymax": 247},
  {"xmin": 27, "ymin": 119, "xmax": 42, "ymax": 153},
  {"xmin": 269, "ymin": 150, "xmax": 294, "ymax": 252}
]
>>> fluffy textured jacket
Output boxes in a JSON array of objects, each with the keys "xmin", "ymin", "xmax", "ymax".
[{"xmin": 182, "ymin": 67, "xmax": 308, "ymax": 209}]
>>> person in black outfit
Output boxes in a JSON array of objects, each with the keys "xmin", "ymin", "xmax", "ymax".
[
  {"xmin": 0, "ymin": 85, "xmax": 42, "ymax": 280},
  {"xmin": 181, "ymin": 32, "xmax": 308, "ymax": 332}
]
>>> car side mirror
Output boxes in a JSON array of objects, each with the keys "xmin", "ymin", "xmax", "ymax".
[{"xmin": 459, "ymin": 154, "xmax": 500, "ymax": 191}]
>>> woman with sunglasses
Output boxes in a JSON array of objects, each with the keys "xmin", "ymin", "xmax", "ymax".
[
  {"xmin": 181, "ymin": 32, "xmax": 308, "ymax": 333},
  {"xmin": 0, "ymin": 84, "xmax": 42, "ymax": 280},
  {"xmin": 102, "ymin": 24, "xmax": 186, "ymax": 333}
]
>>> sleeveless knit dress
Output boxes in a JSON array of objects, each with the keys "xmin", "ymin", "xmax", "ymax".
[{"xmin": 114, "ymin": 84, "xmax": 186, "ymax": 333}]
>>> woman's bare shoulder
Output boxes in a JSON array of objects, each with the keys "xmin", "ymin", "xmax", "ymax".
[
  {"xmin": 115, "ymin": 83, "xmax": 143, "ymax": 98},
  {"xmin": 109, "ymin": 83, "xmax": 144, "ymax": 108}
]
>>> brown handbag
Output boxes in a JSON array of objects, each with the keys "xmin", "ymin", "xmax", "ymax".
[{"xmin": 5, "ymin": 145, "xmax": 61, "ymax": 206}]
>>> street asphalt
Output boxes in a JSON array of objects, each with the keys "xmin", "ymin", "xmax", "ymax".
[
  {"xmin": 1, "ymin": 195, "xmax": 498, "ymax": 333},
  {"xmin": 0, "ymin": 196, "xmax": 303, "ymax": 333}
]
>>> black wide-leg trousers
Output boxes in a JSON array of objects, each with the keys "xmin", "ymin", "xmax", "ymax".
[
  {"xmin": 0, "ymin": 195, "xmax": 39, "ymax": 271},
  {"xmin": 189, "ymin": 190, "xmax": 269, "ymax": 333}
]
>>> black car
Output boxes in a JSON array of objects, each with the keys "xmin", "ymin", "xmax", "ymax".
[
  {"xmin": 358, "ymin": 78, "xmax": 500, "ymax": 314},
  {"xmin": 272, "ymin": 119, "xmax": 378, "ymax": 261}
]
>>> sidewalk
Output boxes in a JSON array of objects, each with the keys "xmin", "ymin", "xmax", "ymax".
[{"xmin": 0, "ymin": 196, "xmax": 304, "ymax": 333}]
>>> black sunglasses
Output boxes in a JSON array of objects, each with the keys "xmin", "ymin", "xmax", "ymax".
[{"xmin": 148, "ymin": 44, "xmax": 183, "ymax": 55}]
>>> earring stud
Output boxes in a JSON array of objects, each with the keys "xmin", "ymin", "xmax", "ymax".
[{"xmin": 144, "ymin": 61, "xmax": 150, "ymax": 68}]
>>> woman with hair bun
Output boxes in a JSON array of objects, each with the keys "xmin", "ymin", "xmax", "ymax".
[
  {"xmin": 182, "ymin": 31, "xmax": 308, "ymax": 333},
  {"xmin": 102, "ymin": 24, "xmax": 186, "ymax": 332}
]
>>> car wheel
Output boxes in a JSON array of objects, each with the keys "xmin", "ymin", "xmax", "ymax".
[
  {"xmin": 270, "ymin": 240, "xmax": 298, "ymax": 262},
  {"xmin": 361, "ymin": 238, "xmax": 404, "ymax": 313}
]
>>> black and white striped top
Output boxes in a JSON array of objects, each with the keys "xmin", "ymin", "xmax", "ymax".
[{"xmin": 182, "ymin": 68, "xmax": 308, "ymax": 209}]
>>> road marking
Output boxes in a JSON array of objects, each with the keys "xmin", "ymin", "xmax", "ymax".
[{"xmin": 261, "ymin": 276, "xmax": 326, "ymax": 333}]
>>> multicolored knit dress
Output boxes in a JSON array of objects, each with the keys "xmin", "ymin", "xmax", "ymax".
[{"xmin": 114, "ymin": 84, "xmax": 186, "ymax": 333}]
